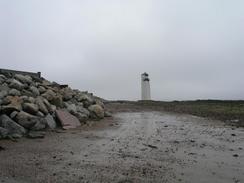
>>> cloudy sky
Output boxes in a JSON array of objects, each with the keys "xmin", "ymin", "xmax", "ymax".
[{"xmin": 0, "ymin": 0, "xmax": 244, "ymax": 101}]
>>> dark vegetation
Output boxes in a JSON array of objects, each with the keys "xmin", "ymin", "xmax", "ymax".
[{"xmin": 109, "ymin": 100, "xmax": 244, "ymax": 127}]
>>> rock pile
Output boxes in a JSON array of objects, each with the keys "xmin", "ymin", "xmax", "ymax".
[{"xmin": 0, "ymin": 72, "xmax": 111, "ymax": 139}]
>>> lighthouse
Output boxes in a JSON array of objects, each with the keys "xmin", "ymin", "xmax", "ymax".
[{"xmin": 141, "ymin": 72, "xmax": 151, "ymax": 100}]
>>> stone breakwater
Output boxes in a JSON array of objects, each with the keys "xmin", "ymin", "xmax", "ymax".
[{"xmin": 0, "ymin": 73, "xmax": 111, "ymax": 139}]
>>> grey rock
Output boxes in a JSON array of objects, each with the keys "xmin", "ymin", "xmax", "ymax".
[
  {"xmin": 21, "ymin": 89, "xmax": 34, "ymax": 97},
  {"xmin": 14, "ymin": 74, "xmax": 32, "ymax": 84},
  {"xmin": 9, "ymin": 79, "xmax": 24, "ymax": 90},
  {"xmin": 35, "ymin": 97, "xmax": 49, "ymax": 115},
  {"xmin": 38, "ymin": 86, "xmax": 46, "ymax": 94},
  {"xmin": 28, "ymin": 97, "xmax": 35, "ymax": 103},
  {"xmin": 31, "ymin": 118, "xmax": 46, "ymax": 131},
  {"xmin": 0, "ymin": 96, "xmax": 23, "ymax": 114},
  {"xmin": 77, "ymin": 105, "xmax": 90, "ymax": 116},
  {"xmin": 0, "ymin": 74, "xmax": 7, "ymax": 80},
  {"xmin": 29, "ymin": 86, "xmax": 40, "ymax": 97},
  {"xmin": 61, "ymin": 87, "xmax": 74, "ymax": 101},
  {"xmin": 42, "ymin": 89, "xmax": 56, "ymax": 101},
  {"xmin": 27, "ymin": 131, "xmax": 45, "ymax": 139},
  {"xmin": 45, "ymin": 114, "xmax": 57, "ymax": 129},
  {"xmin": 36, "ymin": 111, "xmax": 45, "ymax": 117},
  {"xmin": 75, "ymin": 112, "xmax": 88, "ymax": 123},
  {"xmin": 23, "ymin": 103, "xmax": 39, "ymax": 115},
  {"xmin": 0, "ymin": 115, "xmax": 26, "ymax": 138},
  {"xmin": 9, "ymin": 89, "xmax": 21, "ymax": 96},
  {"xmin": 0, "ymin": 127, "xmax": 8, "ymax": 139},
  {"xmin": 88, "ymin": 104, "xmax": 104, "ymax": 119},
  {"xmin": 0, "ymin": 90, "xmax": 8, "ymax": 99},
  {"xmin": 10, "ymin": 111, "xmax": 19, "ymax": 119},
  {"xmin": 104, "ymin": 111, "xmax": 112, "ymax": 117},
  {"xmin": 42, "ymin": 80, "xmax": 52, "ymax": 86},
  {"xmin": 15, "ymin": 111, "xmax": 37, "ymax": 129},
  {"xmin": 65, "ymin": 103, "xmax": 77, "ymax": 115},
  {"xmin": 50, "ymin": 95, "xmax": 63, "ymax": 108}
]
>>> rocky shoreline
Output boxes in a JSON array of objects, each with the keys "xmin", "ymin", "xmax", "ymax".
[{"xmin": 0, "ymin": 72, "xmax": 110, "ymax": 140}]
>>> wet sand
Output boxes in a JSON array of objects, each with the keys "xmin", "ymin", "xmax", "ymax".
[{"xmin": 0, "ymin": 104, "xmax": 244, "ymax": 183}]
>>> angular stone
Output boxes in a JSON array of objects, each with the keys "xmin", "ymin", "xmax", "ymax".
[
  {"xmin": 56, "ymin": 109, "xmax": 81, "ymax": 130},
  {"xmin": 9, "ymin": 79, "xmax": 24, "ymax": 90},
  {"xmin": 14, "ymin": 74, "xmax": 32, "ymax": 84},
  {"xmin": 29, "ymin": 86, "xmax": 40, "ymax": 97},
  {"xmin": 88, "ymin": 104, "xmax": 104, "ymax": 119},
  {"xmin": 23, "ymin": 103, "xmax": 39, "ymax": 115},
  {"xmin": 9, "ymin": 89, "xmax": 21, "ymax": 96},
  {"xmin": 0, "ymin": 115, "xmax": 26, "ymax": 138},
  {"xmin": 45, "ymin": 114, "xmax": 57, "ymax": 129}
]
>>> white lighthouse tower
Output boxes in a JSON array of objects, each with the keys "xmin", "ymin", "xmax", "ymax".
[{"xmin": 141, "ymin": 72, "xmax": 151, "ymax": 100}]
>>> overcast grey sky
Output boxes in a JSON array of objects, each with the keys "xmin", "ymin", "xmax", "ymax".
[{"xmin": 0, "ymin": 0, "xmax": 244, "ymax": 101}]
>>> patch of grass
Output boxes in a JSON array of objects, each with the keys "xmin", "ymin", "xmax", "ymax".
[{"xmin": 138, "ymin": 100, "xmax": 244, "ymax": 127}]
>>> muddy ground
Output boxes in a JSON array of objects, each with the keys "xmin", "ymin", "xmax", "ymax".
[{"xmin": 0, "ymin": 103, "xmax": 244, "ymax": 183}]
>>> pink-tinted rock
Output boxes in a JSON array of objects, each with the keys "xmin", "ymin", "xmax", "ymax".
[{"xmin": 56, "ymin": 109, "xmax": 81, "ymax": 130}]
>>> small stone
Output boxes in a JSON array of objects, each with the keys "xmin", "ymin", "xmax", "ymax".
[
  {"xmin": 27, "ymin": 131, "xmax": 45, "ymax": 139},
  {"xmin": 104, "ymin": 111, "xmax": 112, "ymax": 117},
  {"xmin": 10, "ymin": 111, "xmax": 19, "ymax": 119},
  {"xmin": 42, "ymin": 89, "xmax": 56, "ymax": 101}
]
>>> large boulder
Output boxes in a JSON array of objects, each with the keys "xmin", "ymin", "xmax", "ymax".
[
  {"xmin": 35, "ymin": 97, "xmax": 49, "ymax": 115},
  {"xmin": 56, "ymin": 109, "xmax": 81, "ymax": 130},
  {"xmin": 0, "ymin": 114, "xmax": 26, "ymax": 138},
  {"xmin": 38, "ymin": 86, "xmax": 46, "ymax": 94},
  {"xmin": 61, "ymin": 87, "xmax": 74, "ymax": 101},
  {"xmin": 29, "ymin": 86, "xmax": 40, "ymax": 97},
  {"xmin": 15, "ymin": 111, "xmax": 38, "ymax": 129},
  {"xmin": 9, "ymin": 89, "xmax": 21, "ymax": 96},
  {"xmin": 42, "ymin": 89, "xmax": 56, "ymax": 101},
  {"xmin": 45, "ymin": 114, "xmax": 57, "ymax": 129},
  {"xmin": 14, "ymin": 74, "xmax": 32, "ymax": 84},
  {"xmin": 9, "ymin": 79, "xmax": 24, "ymax": 90},
  {"xmin": 22, "ymin": 103, "xmax": 39, "ymax": 115},
  {"xmin": 88, "ymin": 104, "xmax": 104, "ymax": 119},
  {"xmin": 0, "ymin": 96, "xmax": 23, "ymax": 114}
]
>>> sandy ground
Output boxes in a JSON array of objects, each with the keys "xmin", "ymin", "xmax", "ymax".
[{"xmin": 0, "ymin": 103, "xmax": 244, "ymax": 183}]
